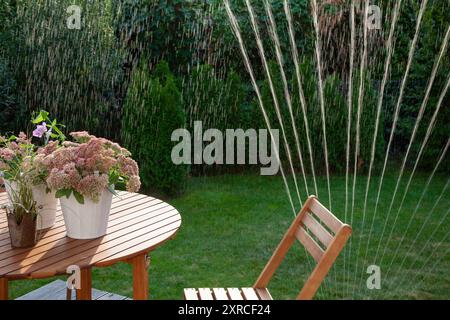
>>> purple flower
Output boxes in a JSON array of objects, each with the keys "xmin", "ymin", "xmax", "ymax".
[{"xmin": 33, "ymin": 122, "xmax": 48, "ymax": 138}]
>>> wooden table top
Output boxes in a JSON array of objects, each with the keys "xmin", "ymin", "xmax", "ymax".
[{"xmin": 0, "ymin": 191, "xmax": 181, "ymax": 280}]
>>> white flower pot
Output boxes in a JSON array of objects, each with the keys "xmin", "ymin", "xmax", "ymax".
[
  {"xmin": 4, "ymin": 180, "xmax": 57, "ymax": 230},
  {"xmin": 32, "ymin": 185, "xmax": 58, "ymax": 230},
  {"xmin": 60, "ymin": 189, "xmax": 113, "ymax": 239}
]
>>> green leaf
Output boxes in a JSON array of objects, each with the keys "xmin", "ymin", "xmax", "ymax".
[
  {"xmin": 55, "ymin": 189, "xmax": 72, "ymax": 199},
  {"xmin": 109, "ymin": 170, "xmax": 119, "ymax": 185},
  {"xmin": 54, "ymin": 190, "xmax": 63, "ymax": 198},
  {"xmin": 32, "ymin": 115, "xmax": 44, "ymax": 124},
  {"xmin": 73, "ymin": 191, "xmax": 85, "ymax": 204},
  {"xmin": 52, "ymin": 125, "xmax": 66, "ymax": 140},
  {"xmin": 32, "ymin": 111, "xmax": 49, "ymax": 124}
]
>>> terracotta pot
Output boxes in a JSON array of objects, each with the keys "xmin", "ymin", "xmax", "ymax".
[
  {"xmin": 60, "ymin": 189, "xmax": 113, "ymax": 239},
  {"xmin": 7, "ymin": 214, "xmax": 37, "ymax": 248}
]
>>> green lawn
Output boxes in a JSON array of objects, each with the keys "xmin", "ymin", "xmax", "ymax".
[{"xmin": 9, "ymin": 172, "xmax": 449, "ymax": 300}]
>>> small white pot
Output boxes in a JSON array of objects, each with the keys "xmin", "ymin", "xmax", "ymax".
[
  {"xmin": 60, "ymin": 189, "xmax": 113, "ymax": 239},
  {"xmin": 4, "ymin": 180, "xmax": 57, "ymax": 230},
  {"xmin": 32, "ymin": 185, "xmax": 58, "ymax": 230}
]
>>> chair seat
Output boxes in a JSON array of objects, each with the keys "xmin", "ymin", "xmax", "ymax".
[{"xmin": 184, "ymin": 287, "xmax": 273, "ymax": 300}]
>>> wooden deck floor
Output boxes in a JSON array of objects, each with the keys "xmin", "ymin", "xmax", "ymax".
[{"xmin": 16, "ymin": 280, "xmax": 131, "ymax": 300}]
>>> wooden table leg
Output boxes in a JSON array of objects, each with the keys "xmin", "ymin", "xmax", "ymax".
[
  {"xmin": 131, "ymin": 254, "xmax": 149, "ymax": 300},
  {"xmin": 76, "ymin": 267, "xmax": 92, "ymax": 300},
  {"xmin": 0, "ymin": 278, "xmax": 8, "ymax": 300}
]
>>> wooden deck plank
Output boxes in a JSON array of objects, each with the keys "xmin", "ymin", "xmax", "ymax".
[
  {"xmin": 16, "ymin": 280, "xmax": 129, "ymax": 300},
  {"xmin": 97, "ymin": 292, "xmax": 128, "ymax": 300},
  {"xmin": 15, "ymin": 279, "xmax": 64, "ymax": 300}
]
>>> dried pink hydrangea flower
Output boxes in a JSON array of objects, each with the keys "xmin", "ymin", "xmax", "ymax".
[
  {"xmin": 70, "ymin": 131, "xmax": 95, "ymax": 143},
  {"xmin": 0, "ymin": 148, "xmax": 15, "ymax": 161},
  {"xmin": 75, "ymin": 174, "xmax": 109, "ymax": 202},
  {"xmin": 39, "ymin": 132, "xmax": 141, "ymax": 202},
  {"xmin": 37, "ymin": 140, "xmax": 59, "ymax": 156},
  {"xmin": 126, "ymin": 175, "xmax": 141, "ymax": 193},
  {"xmin": 0, "ymin": 133, "xmax": 34, "ymax": 173}
]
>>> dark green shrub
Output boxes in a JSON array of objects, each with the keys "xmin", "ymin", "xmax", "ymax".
[
  {"xmin": 182, "ymin": 64, "xmax": 246, "ymax": 174},
  {"xmin": 385, "ymin": 0, "xmax": 449, "ymax": 169},
  {"xmin": 211, "ymin": 0, "xmax": 314, "ymax": 81},
  {"xmin": 122, "ymin": 60, "xmax": 187, "ymax": 196},
  {"xmin": 113, "ymin": 0, "xmax": 210, "ymax": 76},
  {"xmin": 0, "ymin": 1, "xmax": 26, "ymax": 134},
  {"xmin": 299, "ymin": 57, "xmax": 384, "ymax": 173},
  {"xmin": 183, "ymin": 64, "xmax": 245, "ymax": 131},
  {"xmin": 0, "ymin": 58, "xmax": 22, "ymax": 134},
  {"xmin": 253, "ymin": 58, "xmax": 384, "ymax": 174},
  {"xmin": 6, "ymin": 0, "xmax": 124, "ymax": 139}
]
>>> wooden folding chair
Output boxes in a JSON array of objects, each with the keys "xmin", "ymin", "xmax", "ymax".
[{"xmin": 184, "ymin": 195, "xmax": 352, "ymax": 300}]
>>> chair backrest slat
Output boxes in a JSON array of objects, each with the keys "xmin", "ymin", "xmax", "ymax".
[
  {"xmin": 295, "ymin": 227, "xmax": 324, "ymax": 262},
  {"xmin": 308, "ymin": 199, "xmax": 342, "ymax": 233},
  {"xmin": 302, "ymin": 213, "xmax": 334, "ymax": 247},
  {"xmin": 254, "ymin": 195, "xmax": 352, "ymax": 300}
]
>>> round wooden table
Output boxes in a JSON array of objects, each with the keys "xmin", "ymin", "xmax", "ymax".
[{"xmin": 0, "ymin": 191, "xmax": 181, "ymax": 300}]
